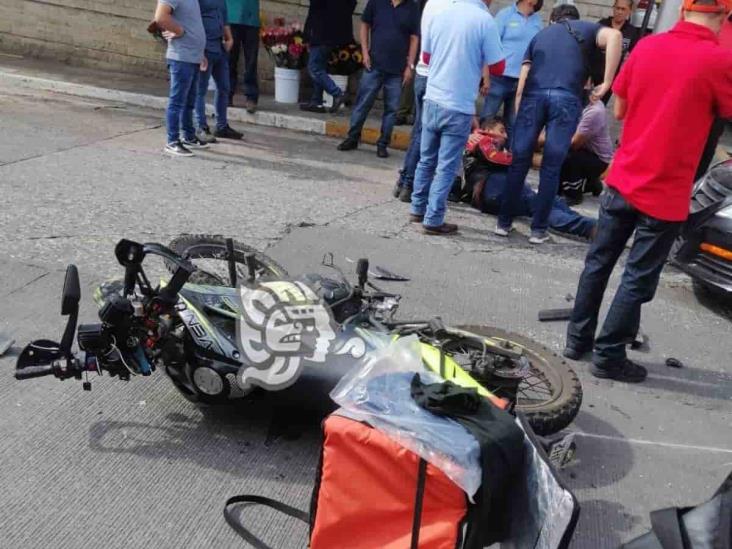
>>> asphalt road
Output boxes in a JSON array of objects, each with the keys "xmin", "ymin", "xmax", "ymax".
[{"xmin": 1, "ymin": 80, "xmax": 731, "ymax": 549}]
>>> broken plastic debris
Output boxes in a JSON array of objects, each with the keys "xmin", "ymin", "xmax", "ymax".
[{"xmin": 665, "ymin": 357, "xmax": 683, "ymax": 369}]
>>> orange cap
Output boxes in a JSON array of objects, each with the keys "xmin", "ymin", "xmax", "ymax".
[{"xmin": 682, "ymin": 0, "xmax": 732, "ymax": 14}]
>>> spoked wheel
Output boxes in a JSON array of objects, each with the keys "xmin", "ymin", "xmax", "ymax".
[
  {"xmin": 447, "ymin": 325, "xmax": 582, "ymax": 436},
  {"xmin": 166, "ymin": 234, "xmax": 288, "ymax": 286}
]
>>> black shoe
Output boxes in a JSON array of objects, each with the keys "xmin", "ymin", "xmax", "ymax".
[
  {"xmin": 337, "ymin": 138, "xmax": 358, "ymax": 151},
  {"xmin": 329, "ymin": 94, "xmax": 345, "ymax": 114},
  {"xmin": 562, "ymin": 346, "xmax": 591, "ymax": 361},
  {"xmin": 398, "ymin": 185, "xmax": 412, "ymax": 203},
  {"xmin": 300, "ymin": 103, "xmax": 326, "ymax": 114},
  {"xmin": 377, "ymin": 146, "xmax": 389, "ymax": 158},
  {"xmin": 591, "ymin": 359, "xmax": 648, "ymax": 383},
  {"xmin": 181, "ymin": 136, "xmax": 210, "ymax": 149},
  {"xmin": 392, "ymin": 181, "xmax": 401, "ymax": 198},
  {"xmin": 214, "ymin": 124, "xmax": 243, "ymax": 140}
]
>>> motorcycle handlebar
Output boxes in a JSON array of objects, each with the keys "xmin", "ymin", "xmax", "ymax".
[{"xmin": 15, "ymin": 365, "xmax": 54, "ymax": 380}]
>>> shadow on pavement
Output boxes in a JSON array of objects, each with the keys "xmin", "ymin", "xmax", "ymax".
[
  {"xmin": 570, "ymin": 498, "xmax": 640, "ymax": 549},
  {"xmin": 641, "ymin": 361, "xmax": 732, "ymax": 401},
  {"xmin": 87, "ymin": 401, "xmax": 323, "ymax": 480}
]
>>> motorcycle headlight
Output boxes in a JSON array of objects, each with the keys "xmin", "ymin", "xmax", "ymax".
[{"xmin": 717, "ymin": 205, "xmax": 732, "ymax": 220}]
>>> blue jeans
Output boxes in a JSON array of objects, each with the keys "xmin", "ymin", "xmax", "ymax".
[
  {"xmin": 398, "ymin": 74, "xmax": 428, "ymax": 188},
  {"xmin": 195, "ymin": 50, "xmax": 230, "ymax": 131},
  {"xmin": 498, "ymin": 89, "xmax": 582, "ymax": 233},
  {"xmin": 480, "ymin": 75, "xmax": 519, "ymax": 139},
  {"xmin": 166, "ymin": 60, "xmax": 199, "ymax": 144},
  {"xmin": 481, "ymin": 172, "xmax": 596, "ymax": 238},
  {"xmin": 307, "ymin": 45, "xmax": 343, "ymax": 106},
  {"xmin": 229, "ymin": 24, "xmax": 259, "ymax": 102},
  {"xmin": 411, "ymin": 100, "xmax": 473, "ymax": 227},
  {"xmin": 347, "ymin": 68, "xmax": 402, "ymax": 148},
  {"xmin": 566, "ymin": 188, "xmax": 681, "ymax": 368}
]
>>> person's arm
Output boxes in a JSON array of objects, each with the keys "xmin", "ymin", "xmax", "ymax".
[
  {"xmin": 570, "ymin": 131, "xmax": 590, "ymax": 150},
  {"xmin": 480, "ymin": 19, "xmax": 505, "ymax": 97},
  {"xmin": 223, "ymin": 25, "xmax": 233, "ymax": 52},
  {"xmin": 155, "ymin": 2, "xmax": 183, "ymax": 38},
  {"xmin": 593, "ymin": 27, "xmax": 622, "ymax": 101},
  {"xmin": 614, "ymin": 96, "xmax": 627, "ymax": 120},
  {"xmin": 514, "ymin": 62, "xmax": 530, "ymax": 114},
  {"xmin": 403, "ymin": 34, "xmax": 418, "ymax": 84},
  {"xmin": 360, "ymin": 22, "xmax": 372, "ymax": 70}
]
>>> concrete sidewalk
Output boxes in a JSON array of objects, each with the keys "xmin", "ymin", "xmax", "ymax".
[{"xmin": 0, "ymin": 53, "xmax": 413, "ymax": 150}]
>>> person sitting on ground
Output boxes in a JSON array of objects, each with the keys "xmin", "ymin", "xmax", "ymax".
[
  {"xmin": 194, "ymin": 0, "xmax": 244, "ymax": 143},
  {"xmin": 536, "ymin": 92, "xmax": 614, "ymax": 205},
  {"xmin": 465, "ymin": 118, "xmax": 597, "ymax": 240}
]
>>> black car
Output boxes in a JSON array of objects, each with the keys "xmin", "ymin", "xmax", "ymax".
[{"xmin": 673, "ymin": 159, "xmax": 732, "ymax": 295}]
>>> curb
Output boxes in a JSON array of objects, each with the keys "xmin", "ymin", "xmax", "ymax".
[{"xmin": 0, "ymin": 70, "xmax": 413, "ymax": 150}]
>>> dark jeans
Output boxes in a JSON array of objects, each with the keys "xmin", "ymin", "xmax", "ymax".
[
  {"xmin": 498, "ymin": 89, "xmax": 582, "ymax": 234},
  {"xmin": 307, "ymin": 45, "xmax": 343, "ymax": 106},
  {"xmin": 560, "ymin": 148, "xmax": 609, "ymax": 191},
  {"xmin": 567, "ymin": 188, "xmax": 682, "ymax": 368},
  {"xmin": 398, "ymin": 74, "xmax": 427, "ymax": 188},
  {"xmin": 695, "ymin": 118, "xmax": 726, "ymax": 181},
  {"xmin": 481, "ymin": 172, "xmax": 596, "ymax": 238},
  {"xmin": 229, "ymin": 24, "xmax": 259, "ymax": 102},
  {"xmin": 195, "ymin": 50, "xmax": 230, "ymax": 131},
  {"xmin": 347, "ymin": 68, "xmax": 402, "ymax": 148},
  {"xmin": 166, "ymin": 60, "xmax": 199, "ymax": 144},
  {"xmin": 480, "ymin": 75, "xmax": 519, "ymax": 140}
]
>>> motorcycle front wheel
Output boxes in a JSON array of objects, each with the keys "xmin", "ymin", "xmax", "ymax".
[
  {"xmin": 166, "ymin": 234, "xmax": 288, "ymax": 286},
  {"xmin": 450, "ymin": 325, "xmax": 582, "ymax": 436}
]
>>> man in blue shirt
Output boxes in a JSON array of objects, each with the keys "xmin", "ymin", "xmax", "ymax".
[
  {"xmin": 226, "ymin": 0, "xmax": 260, "ymax": 113},
  {"xmin": 154, "ymin": 0, "xmax": 207, "ymax": 157},
  {"xmin": 496, "ymin": 4, "xmax": 621, "ymax": 243},
  {"xmin": 480, "ymin": 0, "xmax": 543, "ymax": 138},
  {"xmin": 409, "ymin": 0, "xmax": 504, "ymax": 234},
  {"xmin": 337, "ymin": 0, "xmax": 420, "ymax": 159},
  {"xmin": 194, "ymin": 0, "xmax": 244, "ymax": 142}
]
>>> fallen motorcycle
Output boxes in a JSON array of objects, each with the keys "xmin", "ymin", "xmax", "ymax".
[{"xmin": 14, "ymin": 235, "xmax": 582, "ymax": 436}]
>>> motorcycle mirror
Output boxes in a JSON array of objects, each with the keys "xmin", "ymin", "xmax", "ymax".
[
  {"xmin": 61, "ymin": 264, "xmax": 81, "ymax": 316},
  {"xmin": 60, "ymin": 265, "xmax": 80, "ymax": 358},
  {"xmin": 357, "ymin": 258, "xmax": 369, "ymax": 288},
  {"xmin": 115, "ymin": 239, "xmax": 144, "ymax": 267}
]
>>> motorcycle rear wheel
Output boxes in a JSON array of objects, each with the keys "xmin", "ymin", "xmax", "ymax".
[
  {"xmin": 452, "ymin": 325, "xmax": 582, "ymax": 436},
  {"xmin": 166, "ymin": 234, "xmax": 288, "ymax": 286}
]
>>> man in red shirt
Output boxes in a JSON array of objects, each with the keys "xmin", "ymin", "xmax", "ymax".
[{"xmin": 564, "ymin": 0, "xmax": 732, "ymax": 382}]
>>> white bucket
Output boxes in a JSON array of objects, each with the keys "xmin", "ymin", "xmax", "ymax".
[
  {"xmin": 323, "ymin": 74, "xmax": 349, "ymax": 109},
  {"xmin": 274, "ymin": 67, "xmax": 301, "ymax": 104}
]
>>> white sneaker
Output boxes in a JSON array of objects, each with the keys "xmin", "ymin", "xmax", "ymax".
[
  {"xmin": 529, "ymin": 232, "xmax": 551, "ymax": 245},
  {"xmin": 164, "ymin": 141, "xmax": 194, "ymax": 157},
  {"xmin": 494, "ymin": 225, "xmax": 513, "ymax": 237}
]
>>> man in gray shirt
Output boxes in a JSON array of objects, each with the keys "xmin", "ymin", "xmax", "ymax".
[{"xmin": 154, "ymin": 0, "xmax": 208, "ymax": 156}]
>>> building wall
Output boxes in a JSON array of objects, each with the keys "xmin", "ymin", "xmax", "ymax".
[{"xmin": 0, "ymin": 0, "xmax": 617, "ymax": 87}]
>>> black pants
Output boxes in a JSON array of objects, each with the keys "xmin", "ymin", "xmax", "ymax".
[
  {"xmin": 229, "ymin": 24, "xmax": 259, "ymax": 102},
  {"xmin": 559, "ymin": 148, "xmax": 608, "ymax": 195},
  {"xmin": 567, "ymin": 188, "xmax": 682, "ymax": 368}
]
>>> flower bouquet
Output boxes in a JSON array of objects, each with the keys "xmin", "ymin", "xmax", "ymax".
[
  {"xmin": 327, "ymin": 43, "xmax": 363, "ymax": 76},
  {"xmin": 260, "ymin": 18, "xmax": 308, "ymax": 70}
]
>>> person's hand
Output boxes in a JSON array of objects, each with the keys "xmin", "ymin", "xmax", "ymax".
[
  {"xmin": 479, "ymin": 78, "xmax": 490, "ymax": 97},
  {"xmin": 591, "ymin": 82, "xmax": 611, "ymax": 102},
  {"xmin": 362, "ymin": 51, "xmax": 372, "ymax": 71},
  {"xmin": 200, "ymin": 56, "xmax": 208, "ymax": 72},
  {"xmin": 223, "ymin": 37, "xmax": 233, "ymax": 52},
  {"xmin": 162, "ymin": 29, "xmax": 183, "ymax": 41},
  {"xmin": 467, "ymin": 133, "xmax": 482, "ymax": 147},
  {"xmin": 402, "ymin": 66, "xmax": 414, "ymax": 86}
]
